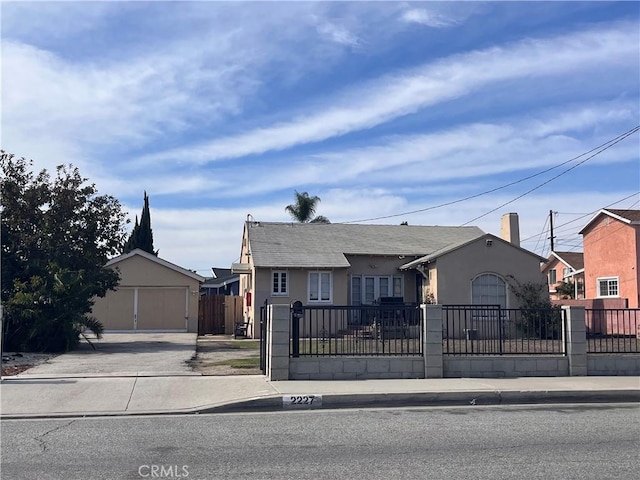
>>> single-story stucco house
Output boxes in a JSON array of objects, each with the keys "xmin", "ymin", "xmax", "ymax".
[
  {"xmin": 91, "ymin": 249, "xmax": 204, "ymax": 332},
  {"xmin": 232, "ymin": 213, "xmax": 547, "ymax": 338}
]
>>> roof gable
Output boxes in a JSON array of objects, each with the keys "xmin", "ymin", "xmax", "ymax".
[
  {"xmin": 551, "ymin": 251, "xmax": 584, "ymax": 270},
  {"xmin": 579, "ymin": 208, "xmax": 640, "ymax": 234},
  {"xmin": 400, "ymin": 233, "xmax": 546, "ymax": 269},
  {"xmin": 106, "ymin": 249, "xmax": 205, "ymax": 282},
  {"xmin": 245, "ymin": 221, "xmax": 485, "ymax": 268}
]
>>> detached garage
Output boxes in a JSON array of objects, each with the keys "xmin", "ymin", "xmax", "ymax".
[{"xmin": 92, "ymin": 249, "xmax": 205, "ymax": 332}]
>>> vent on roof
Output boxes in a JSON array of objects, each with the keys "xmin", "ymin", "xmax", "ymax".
[{"xmin": 486, "ymin": 239, "xmax": 493, "ymax": 247}]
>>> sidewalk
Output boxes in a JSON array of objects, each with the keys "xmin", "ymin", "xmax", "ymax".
[{"xmin": 1, "ymin": 373, "xmax": 638, "ymax": 419}]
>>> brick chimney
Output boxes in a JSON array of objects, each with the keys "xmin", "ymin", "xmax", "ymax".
[{"xmin": 500, "ymin": 213, "xmax": 520, "ymax": 247}]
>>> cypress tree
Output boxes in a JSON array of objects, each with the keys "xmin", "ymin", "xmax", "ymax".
[{"xmin": 123, "ymin": 192, "xmax": 157, "ymax": 255}]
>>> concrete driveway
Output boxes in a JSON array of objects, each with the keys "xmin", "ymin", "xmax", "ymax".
[{"xmin": 19, "ymin": 333, "xmax": 198, "ymax": 377}]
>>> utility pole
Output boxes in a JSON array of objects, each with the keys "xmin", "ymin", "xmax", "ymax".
[{"xmin": 549, "ymin": 210, "xmax": 555, "ymax": 252}]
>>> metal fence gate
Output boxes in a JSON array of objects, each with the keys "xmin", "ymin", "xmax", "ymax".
[{"xmin": 259, "ymin": 300, "xmax": 268, "ymax": 374}]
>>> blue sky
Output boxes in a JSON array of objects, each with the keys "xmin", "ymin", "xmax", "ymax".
[{"xmin": 2, "ymin": 1, "xmax": 639, "ymax": 276}]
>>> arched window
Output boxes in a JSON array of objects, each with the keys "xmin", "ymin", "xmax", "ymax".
[{"xmin": 471, "ymin": 273, "xmax": 507, "ymax": 308}]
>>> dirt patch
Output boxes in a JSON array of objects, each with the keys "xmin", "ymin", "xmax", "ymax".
[
  {"xmin": 1, "ymin": 352, "xmax": 59, "ymax": 376},
  {"xmin": 188, "ymin": 337, "xmax": 262, "ymax": 375}
]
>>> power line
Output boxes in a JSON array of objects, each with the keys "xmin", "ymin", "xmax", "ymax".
[
  {"xmin": 341, "ymin": 125, "xmax": 639, "ymax": 224},
  {"xmin": 520, "ymin": 192, "xmax": 640, "ymax": 244},
  {"xmin": 523, "ymin": 197, "xmax": 640, "ymax": 256},
  {"xmin": 459, "ymin": 126, "xmax": 639, "ymax": 226},
  {"xmin": 533, "ymin": 214, "xmax": 549, "ymax": 255}
]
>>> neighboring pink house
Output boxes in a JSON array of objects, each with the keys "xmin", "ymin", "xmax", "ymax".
[
  {"xmin": 541, "ymin": 251, "xmax": 585, "ymax": 300},
  {"xmin": 579, "ymin": 208, "xmax": 640, "ymax": 308}
]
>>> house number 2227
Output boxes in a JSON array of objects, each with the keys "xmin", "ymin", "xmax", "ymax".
[{"xmin": 283, "ymin": 395, "xmax": 322, "ymax": 408}]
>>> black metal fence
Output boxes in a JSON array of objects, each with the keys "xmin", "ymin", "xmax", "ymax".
[
  {"xmin": 442, "ymin": 305, "xmax": 565, "ymax": 355},
  {"xmin": 259, "ymin": 300, "xmax": 268, "ymax": 374},
  {"xmin": 287, "ymin": 304, "xmax": 640, "ymax": 358},
  {"xmin": 586, "ymin": 309, "xmax": 640, "ymax": 354},
  {"xmin": 290, "ymin": 304, "xmax": 423, "ymax": 357}
]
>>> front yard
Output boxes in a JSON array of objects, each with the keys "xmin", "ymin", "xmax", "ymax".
[{"xmin": 188, "ymin": 336, "xmax": 261, "ymax": 375}]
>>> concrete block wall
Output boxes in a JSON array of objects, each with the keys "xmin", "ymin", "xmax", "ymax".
[
  {"xmin": 444, "ymin": 356, "xmax": 569, "ymax": 378},
  {"xmin": 587, "ymin": 355, "xmax": 640, "ymax": 376},
  {"xmin": 289, "ymin": 357, "xmax": 425, "ymax": 380},
  {"xmin": 268, "ymin": 304, "xmax": 639, "ymax": 380},
  {"xmin": 267, "ymin": 304, "xmax": 291, "ymax": 381}
]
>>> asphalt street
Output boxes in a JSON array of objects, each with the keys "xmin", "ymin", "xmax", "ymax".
[{"xmin": 1, "ymin": 404, "xmax": 638, "ymax": 480}]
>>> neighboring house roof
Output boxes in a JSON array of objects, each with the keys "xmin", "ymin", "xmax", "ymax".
[
  {"xmin": 106, "ymin": 248, "xmax": 205, "ymax": 282},
  {"xmin": 211, "ymin": 268, "xmax": 234, "ymax": 279},
  {"xmin": 542, "ymin": 251, "xmax": 584, "ymax": 273},
  {"xmin": 202, "ymin": 267, "xmax": 239, "ymax": 288},
  {"xmin": 400, "ymin": 233, "xmax": 547, "ymax": 270},
  {"xmin": 579, "ymin": 208, "xmax": 640, "ymax": 234},
  {"xmin": 245, "ymin": 222, "xmax": 485, "ymax": 268}
]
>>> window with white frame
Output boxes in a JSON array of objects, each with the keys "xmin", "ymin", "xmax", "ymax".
[
  {"xmin": 548, "ymin": 269, "xmax": 557, "ymax": 285},
  {"xmin": 352, "ymin": 275, "xmax": 404, "ymax": 304},
  {"xmin": 309, "ymin": 271, "xmax": 332, "ymax": 303},
  {"xmin": 562, "ymin": 267, "xmax": 571, "ymax": 279},
  {"xmin": 271, "ymin": 271, "xmax": 288, "ymax": 296},
  {"xmin": 597, "ymin": 277, "xmax": 619, "ymax": 297}
]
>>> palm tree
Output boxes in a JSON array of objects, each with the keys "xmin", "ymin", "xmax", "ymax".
[{"xmin": 285, "ymin": 190, "xmax": 330, "ymax": 223}]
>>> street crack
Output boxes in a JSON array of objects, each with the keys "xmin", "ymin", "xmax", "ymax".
[
  {"xmin": 34, "ymin": 419, "xmax": 76, "ymax": 453},
  {"xmin": 125, "ymin": 376, "xmax": 139, "ymax": 411}
]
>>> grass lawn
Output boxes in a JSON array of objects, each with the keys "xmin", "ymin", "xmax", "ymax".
[
  {"xmin": 212, "ymin": 356, "xmax": 260, "ymax": 369},
  {"xmin": 222, "ymin": 341, "xmax": 259, "ymax": 350}
]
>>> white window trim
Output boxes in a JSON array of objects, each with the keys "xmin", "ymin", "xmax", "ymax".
[
  {"xmin": 271, "ymin": 270, "xmax": 289, "ymax": 297},
  {"xmin": 596, "ymin": 276, "xmax": 619, "ymax": 298},
  {"xmin": 308, "ymin": 271, "xmax": 332, "ymax": 303},
  {"xmin": 351, "ymin": 275, "xmax": 405, "ymax": 305}
]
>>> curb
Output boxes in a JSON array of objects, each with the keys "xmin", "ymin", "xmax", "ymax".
[
  {"xmin": 2, "ymin": 390, "xmax": 638, "ymax": 420},
  {"xmin": 203, "ymin": 389, "xmax": 640, "ymax": 413}
]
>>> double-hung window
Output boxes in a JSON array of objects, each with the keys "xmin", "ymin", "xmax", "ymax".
[
  {"xmin": 272, "ymin": 271, "xmax": 288, "ymax": 296},
  {"xmin": 548, "ymin": 269, "xmax": 557, "ymax": 285},
  {"xmin": 597, "ymin": 277, "xmax": 619, "ymax": 297},
  {"xmin": 309, "ymin": 271, "xmax": 332, "ymax": 303}
]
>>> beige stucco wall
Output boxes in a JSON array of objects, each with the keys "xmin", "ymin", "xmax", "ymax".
[
  {"xmin": 112, "ymin": 255, "xmax": 198, "ymax": 288},
  {"xmin": 244, "ymin": 254, "xmax": 420, "ymax": 338},
  {"xmin": 253, "ymin": 268, "xmax": 349, "ymax": 308},
  {"xmin": 433, "ymin": 237, "xmax": 546, "ymax": 307}
]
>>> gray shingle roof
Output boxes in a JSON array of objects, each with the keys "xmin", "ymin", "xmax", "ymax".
[{"xmin": 246, "ymin": 222, "xmax": 485, "ymax": 268}]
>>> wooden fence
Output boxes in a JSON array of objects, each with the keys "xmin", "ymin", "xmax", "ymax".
[{"xmin": 198, "ymin": 295, "xmax": 243, "ymax": 335}]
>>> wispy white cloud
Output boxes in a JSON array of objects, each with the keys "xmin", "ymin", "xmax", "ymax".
[
  {"xmin": 115, "ymin": 100, "xmax": 637, "ymax": 200},
  {"xmin": 315, "ymin": 20, "xmax": 361, "ymax": 47},
  {"xmin": 2, "ymin": 2, "xmax": 637, "ymax": 272},
  {"xmin": 137, "ymin": 22, "xmax": 638, "ymax": 165},
  {"xmin": 401, "ymin": 8, "xmax": 459, "ymax": 28}
]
